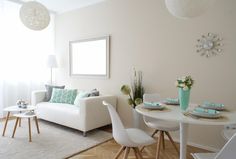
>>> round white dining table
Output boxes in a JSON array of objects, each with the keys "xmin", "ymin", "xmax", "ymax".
[{"xmin": 135, "ymin": 104, "xmax": 236, "ymax": 159}]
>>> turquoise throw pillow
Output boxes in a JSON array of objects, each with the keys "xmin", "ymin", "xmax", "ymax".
[
  {"xmin": 78, "ymin": 91, "xmax": 90, "ymax": 98},
  {"xmin": 44, "ymin": 85, "xmax": 65, "ymax": 101},
  {"xmin": 74, "ymin": 91, "xmax": 90, "ymax": 105},
  {"xmin": 50, "ymin": 88, "xmax": 77, "ymax": 104}
]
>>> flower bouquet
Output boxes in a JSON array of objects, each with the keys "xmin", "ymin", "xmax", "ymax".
[{"xmin": 175, "ymin": 76, "xmax": 194, "ymax": 90}]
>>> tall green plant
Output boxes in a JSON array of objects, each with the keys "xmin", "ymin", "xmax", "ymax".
[{"xmin": 121, "ymin": 69, "xmax": 144, "ymax": 108}]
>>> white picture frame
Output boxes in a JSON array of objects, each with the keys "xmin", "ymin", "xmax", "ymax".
[{"xmin": 69, "ymin": 36, "xmax": 110, "ymax": 79}]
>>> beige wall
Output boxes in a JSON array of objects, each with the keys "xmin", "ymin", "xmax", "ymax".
[{"xmin": 55, "ymin": 0, "xmax": 236, "ymax": 150}]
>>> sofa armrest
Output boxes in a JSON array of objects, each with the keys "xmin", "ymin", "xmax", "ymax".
[
  {"xmin": 78, "ymin": 95, "xmax": 117, "ymax": 132},
  {"xmin": 31, "ymin": 90, "xmax": 46, "ymax": 106}
]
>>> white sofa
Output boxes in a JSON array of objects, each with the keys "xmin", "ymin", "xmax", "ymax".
[{"xmin": 31, "ymin": 90, "xmax": 117, "ymax": 136}]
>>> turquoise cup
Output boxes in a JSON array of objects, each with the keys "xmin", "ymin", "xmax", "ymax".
[{"xmin": 178, "ymin": 88, "xmax": 190, "ymax": 111}]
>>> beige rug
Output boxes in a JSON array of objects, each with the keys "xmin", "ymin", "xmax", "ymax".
[{"xmin": 0, "ymin": 120, "xmax": 112, "ymax": 159}]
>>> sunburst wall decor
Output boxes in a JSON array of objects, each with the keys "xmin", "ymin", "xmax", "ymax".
[{"xmin": 196, "ymin": 33, "xmax": 223, "ymax": 58}]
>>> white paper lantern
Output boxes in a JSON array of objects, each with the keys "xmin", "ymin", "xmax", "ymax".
[
  {"xmin": 165, "ymin": 0, "xmax": 215, "ymax": 19},
  {"xmin": 20, "ymin": 1, "xmax": 50, "ymax": 31}
]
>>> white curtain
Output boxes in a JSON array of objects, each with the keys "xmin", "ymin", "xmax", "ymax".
[{"xmin": 0, "ymin": 1, "xmax": 55, "ymax": 117}]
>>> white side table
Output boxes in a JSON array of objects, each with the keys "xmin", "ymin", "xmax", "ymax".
[
  {"xmin": 2, "ymin": 105, "xmax": 37, "ymax": 136},
  {"xmin": 12, "ymin": 111, "xmax": 40, "ymax": 142}
]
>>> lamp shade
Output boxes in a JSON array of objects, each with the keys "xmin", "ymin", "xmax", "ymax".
[
  {"xmin": 165, "ymin": 0, "xmax": 215, "ymax": 19},
  {"xmin": 47, "ymin": 55, "xmax": 58, "ymax": 68},
  {"xmin": 20, "ymin": 1, "xmax": 50, "ymax": 31}
]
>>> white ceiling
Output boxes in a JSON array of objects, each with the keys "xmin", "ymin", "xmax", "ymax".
[{"xmin": 8, "ymin": 0, "xmax": 106, "ymax": 14}]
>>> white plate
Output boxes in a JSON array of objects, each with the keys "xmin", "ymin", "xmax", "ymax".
[
  {"xmin": 199, "ymin": 105, "xmax": 225, "ymax": 111},
  {"xmin": 163, "ymin": 102, "xmax": 179, "ymax": 105},
  {"xmin": 190, "ymin": 110, "xmax": 221, "ymax": 119},
  {"xmin": 163, "ymin": 98, "xmax": 179, "ymax": 105},
  {"xmin": 142, "ymin": 104, "xmax": 165, "ymax": 110}
]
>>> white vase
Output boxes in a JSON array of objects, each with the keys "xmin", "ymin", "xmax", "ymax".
[{"xmin": 132, "ymin": 108, "xmax": 145, "ymax": 129}]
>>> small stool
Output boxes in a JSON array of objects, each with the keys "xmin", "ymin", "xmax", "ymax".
[{"xmin": 12, "ymin": 111, "xmax": 40, "ymax": 142}]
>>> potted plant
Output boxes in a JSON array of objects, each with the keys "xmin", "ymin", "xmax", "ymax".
[
  {"xmin": 121, "ymin": 69, "xmax": 144, "ymax": 108},
  {"xmin": 175, "ymin": 76, "xmax": 194, "ymax": 112},
  {"xmin": 121, "ymin": 69, "xmax": 144, "ymax": 128}
]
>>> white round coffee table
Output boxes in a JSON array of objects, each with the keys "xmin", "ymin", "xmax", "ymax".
[
  {"xmin": 12, "ymin": 111, "xmax": 40, "ymax": 142},
  {"xmin": 2, "ymin": 105, "xmax": 37, "ymax": 136}
]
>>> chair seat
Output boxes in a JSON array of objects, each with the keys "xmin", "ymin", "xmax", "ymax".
[
  {"xmin": 126, "ymin": 128, "xmax": 156, "ymax": 147},
  {"xmin": 145, "ymin": 118, "xmax": 179, "ymax": 131},
  {"xmin": 191, "ymin": 153, "xmax": 217, "ymax": 159}
]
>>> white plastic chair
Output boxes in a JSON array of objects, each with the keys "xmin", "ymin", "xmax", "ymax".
[
  {"xmin": 191, "ymin": 133, "xmax": 236, "ymax": 159},
  {"xmin": 142, "ymin": 93, "xmax": 179, "ymax": 159},
  {"xmin": 103, "ymin": 101, "xmax": 155, "ymax": 159}
]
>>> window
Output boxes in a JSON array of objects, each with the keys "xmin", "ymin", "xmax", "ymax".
[
  {"xmin": 0, "ymin": 0, "xmax": 55, "ymax": 117},
  {"xmin": 0, "ymin": 0, "xmax": 55, "ymax": 82}
]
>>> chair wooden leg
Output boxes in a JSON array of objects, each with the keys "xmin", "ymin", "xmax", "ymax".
[
  {"xmin": 34, "ymin": 116, "xmax": 40, "ymax": 134},
  {"xmin": 132, "ymin": 148, "xmax": 139, "ymax": 159},
  {"xmin": 152, "ymin": 130, "xmax": 159, "ymax": 137},
  {"xmin": 134, "ymin": 147, "xmax": 143, "ymax": 159},
  {"xmin": 123, "ymin": 147, "xmax": 130, "ymax": 159},
  {"xmin": 28, "ymin": 118, "xmax": 32, "ymax": 142},
  {"xmin": 114, "ymin": 146, "xmax": 125, "ymax": 159},
  {"xmin": 140, "ymin": 129, "xmax": 158, "ymax": 152},
  {"xmin": 156, "ymin": 131, "xmax": 163, "ymax": 159},
  {"xmin": 12, "ymin": 117, "xmax": 19, "ymax": 138},
  {"xmin": 165, "ymin": 131, "xmax": 179, "ymax": 154},
  {"xmin": 162, "ymin": 131, "xmax": 165, "ymax": 150},
  {"xmin": 140, "ymin": 146, "xmax": 145, "ymax": 152}
]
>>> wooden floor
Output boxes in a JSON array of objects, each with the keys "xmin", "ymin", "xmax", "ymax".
[
  {"xmin": 1, "ymin": 118, "xmax": 209, "ymax": 159},
  {"xmin": 69, "ymin": 135, "xmax": 209, "ymax": 159}
]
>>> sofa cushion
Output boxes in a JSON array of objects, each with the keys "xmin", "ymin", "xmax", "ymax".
[
  {"xmin": 36, "ymin": 102, "xmax": 80, "ymax": 129},
  {"xmin": 73, "ymin": 89, "xmax": 100, "ymax": 105},
  {"xmin": 74, "ymin": 91, "xmax": 90, "ymax": 105},
  {"xmin": 45, "ymin": 85, "xmax": 65, "ymax": 101},
  {"xmin": 78, "ymin": 91, "xmax": 90, "ymax": 98},
  {"xmin": 37, "ymin": 102, "xmax": 79, "ymax": 115},
  {"xmin": 50, "ymin": 88, "xmax": 77, "ymax": 104}
]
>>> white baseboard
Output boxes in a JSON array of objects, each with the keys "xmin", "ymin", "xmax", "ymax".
[
  {"xmin": 145, "ymin": 128, "xmax": 220, "ymax": 152},
  {"xmin": 170, "ymin": 137, "xmax": 220, "ymax": 152}
]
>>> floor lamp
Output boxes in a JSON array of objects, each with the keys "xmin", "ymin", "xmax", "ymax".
[{"xmin": 47, "ymin": 55, "xmax": 58, "ymax": 84}]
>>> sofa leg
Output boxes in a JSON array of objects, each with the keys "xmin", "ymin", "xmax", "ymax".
[{"xmin": 83, "ymin": 131, "xmax": 87, "ymax": 137}]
